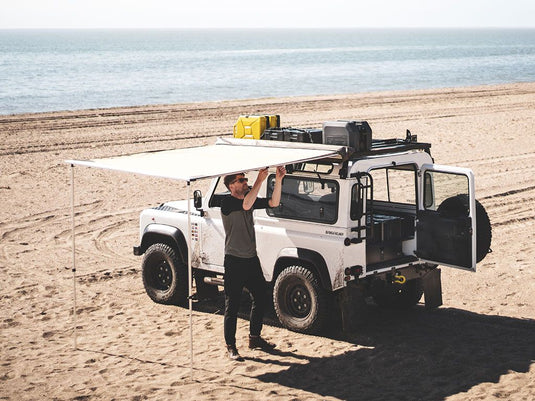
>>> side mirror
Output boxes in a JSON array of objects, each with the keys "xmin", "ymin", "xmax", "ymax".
[{"xmin": 193, "ymin": 190, "xmax": 203, "ymax": 209}]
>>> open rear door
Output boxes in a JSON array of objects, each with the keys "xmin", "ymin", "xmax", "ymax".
[{"xmin": 417, "ymin": 164, "xmax": 477, "ymax": 271}]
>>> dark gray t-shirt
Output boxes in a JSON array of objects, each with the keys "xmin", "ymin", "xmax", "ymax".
[{"xmin": 221, "ymin": 195, "xmax": 270, "ymax": 258}]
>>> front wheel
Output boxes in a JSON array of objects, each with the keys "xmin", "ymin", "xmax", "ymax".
[
  {"xmin": 142, "ymin": 243, "xmax": 188, "ymax": 305},
  {"xmin": 273, "ymin": 265, "xmax": 329, "ymax": 334}
]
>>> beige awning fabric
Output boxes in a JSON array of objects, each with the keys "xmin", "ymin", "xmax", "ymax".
[{"xmin": 66, "ymin": 137, "xmax": 346, "ymax": 181}]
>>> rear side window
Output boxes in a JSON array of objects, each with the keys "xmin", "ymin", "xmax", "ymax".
[
  {"xmin": 369, "ymin": 165, "xmax": 417, "ymax": 205},
  {"xmin": 267, "ymin": 175, "xmax": 339, "ymax": 224},
  {"xmin": 424, "ymin": 171, "xmax": 469, "ymax": 213}
]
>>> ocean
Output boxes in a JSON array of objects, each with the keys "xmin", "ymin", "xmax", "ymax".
[{"xmin": 0, "ymin": 28, "xmax": 534, "ymax": 115}]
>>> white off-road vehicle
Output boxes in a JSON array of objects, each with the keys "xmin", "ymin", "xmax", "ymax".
[{"xmin": 133, "ymin": 122, "xmax": 492, "ymax": 334}]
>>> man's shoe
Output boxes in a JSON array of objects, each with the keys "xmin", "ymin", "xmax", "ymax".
[
  {"xmin": 227, "ymin": 344, "xmax": 244, "ymax": 361},
  {"xmin": 248, "ymin": 335, "xmax": 276, "ymax": 350}
]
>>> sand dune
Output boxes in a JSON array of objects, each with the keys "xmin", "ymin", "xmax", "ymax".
[{"xmin": 1, "ymin": 82, "xmax": 534, "ymax": 400}]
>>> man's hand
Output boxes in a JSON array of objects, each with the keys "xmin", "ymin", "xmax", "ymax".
[
  {"xmin": 257, "ymin": 167, "xmax": 269, "ymax": 182},
  {"xmin": 276, "ymin": 166, "xmax": 286, "ymax": 180}
]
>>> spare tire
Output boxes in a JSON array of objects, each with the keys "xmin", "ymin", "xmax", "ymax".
[{"xmin": 437, "ymin": 194, "xmax": 492, "ymax": 262}]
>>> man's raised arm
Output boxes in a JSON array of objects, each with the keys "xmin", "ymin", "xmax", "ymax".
[{"xmin": 269, "ymin": 166, "xmax": 286, "ymax": 208}]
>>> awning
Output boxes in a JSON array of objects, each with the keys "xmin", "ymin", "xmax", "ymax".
[
  {"xmin": 66, "ymin": 137, "xmax": 347, "ymax": 182},
  {"xmin": 65, "ymin": 137, "xmax": 347, "ymax": 380}
]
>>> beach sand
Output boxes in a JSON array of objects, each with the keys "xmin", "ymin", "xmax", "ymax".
[{"xmin": 1, "ymin": 82, "xmax": 534, "ymax": 400}]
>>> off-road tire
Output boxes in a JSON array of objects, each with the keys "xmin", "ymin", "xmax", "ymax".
[
  {"xmin": 372, "ymin": 278, "xmax": 424, "ymax": 309},
  {"xmin": 273, "ymin": 265, "xmax": 329, "ymax": 334},
  {"xmin": 437, "ymin": 194, "xmax": 492, "ymax": 262},
  {"xmin": 142, "ymin": 243, "xmax": 188, "ymax": 306}
]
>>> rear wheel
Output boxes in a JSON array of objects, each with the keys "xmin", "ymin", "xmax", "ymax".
[
  {"xmin": 372, "ymin": 278, "xmax": 423, "ymax": 309},
  {"xmin": 142, "ymin": 243, "xmax": 188, "ymax": 305},
  {"xmin": 273, "ymin": 265, "xmax": 329, "ymax": 334}
]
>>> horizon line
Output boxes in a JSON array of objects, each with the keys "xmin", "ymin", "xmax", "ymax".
[{"xmin": 1, "ymin": 26, "xmax": 535, "ymax": 30}]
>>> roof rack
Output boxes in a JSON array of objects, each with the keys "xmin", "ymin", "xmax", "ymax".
[{"xmin": 348, "ymin": 130, "xmax": 431, "ymax": 159}]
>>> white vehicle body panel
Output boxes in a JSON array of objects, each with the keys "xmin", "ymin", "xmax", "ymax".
[{"xmin": 137, "ymin": 145, "xmax": 480, "ymax": 291}]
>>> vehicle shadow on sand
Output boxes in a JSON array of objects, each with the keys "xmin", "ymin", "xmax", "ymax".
[
  {"xmin": 259, "ymin": 307, "xmax": 534, "ymax": 401},
  {"xmin": 193, "ymin": 294, "xmax": 534, "ymax": 401}
]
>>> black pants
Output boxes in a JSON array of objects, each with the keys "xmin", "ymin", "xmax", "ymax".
[{"xmin": 224, "ymin": 254, "xmax": 266, "ymax": 346}]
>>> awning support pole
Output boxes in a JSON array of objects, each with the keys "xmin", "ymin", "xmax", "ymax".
[
  {"xmin": 70, "ymin": 164, "xmax": 77, "ymax": 350},
  {"xmin": 187, "ymin": 181, "xmax": 193, "ymax": 380}
]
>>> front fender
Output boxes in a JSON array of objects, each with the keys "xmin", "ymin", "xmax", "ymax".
[
  {"xmin": 135, "ymin": 224, "xmax": 188, "ymax": 263},
  {"xmin": 275, "ymin": 247, "xmax": 332, "ymax": 291}
]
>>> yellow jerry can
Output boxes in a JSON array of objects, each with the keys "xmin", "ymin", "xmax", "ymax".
[{"xmin": 233, "ymin": 115, "xmax": 280, "ymax": 139}]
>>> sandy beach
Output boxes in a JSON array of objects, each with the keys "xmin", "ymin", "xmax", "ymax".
[{"xmin": 1, "ymin": 82, "xmax": 534, "ymax": 400}]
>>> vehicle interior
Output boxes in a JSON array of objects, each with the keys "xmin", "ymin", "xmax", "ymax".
[{"xmin": 359, "ymin": 165, "xmax": 419, "ymax": 270}]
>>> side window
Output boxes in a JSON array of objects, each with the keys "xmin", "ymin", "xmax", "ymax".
[
  {"xmin": 369, "ymin": 165, "xmax": 416, "ymax": 205},
  {"xmin": 209, "ymin": 177, "xmax": 229, "ymax": 208},
  {"xmin": 267, "ymin": 175, "xmax": 339, "ymax": 224},
  {"xmin": 424, "ymin": 171, "xmax": 469, "ymax": 215}
]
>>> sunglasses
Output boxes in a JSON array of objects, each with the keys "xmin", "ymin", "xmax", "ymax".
[{"xmin": 231, "ymin": 177, "xmax": 248, "ymax": 184}]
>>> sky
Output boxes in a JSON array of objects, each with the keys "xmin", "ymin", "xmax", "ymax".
[{"xmin": 1, "ymin": 0, "xmax": 534, "ymax": 29}]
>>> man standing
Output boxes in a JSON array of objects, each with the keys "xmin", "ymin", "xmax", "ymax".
[{"xmin": 221, "ymin": 166, "xmax": 286, "ymax": 361}]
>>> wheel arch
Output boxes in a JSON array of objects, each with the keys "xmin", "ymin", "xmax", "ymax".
[
  {"xmin": 137, "ymin": 224, "xmax": 188, "ymax": 263},
  {"xmin": 273, "ymin": 248, "xmax": 332, "ymax": 291}
]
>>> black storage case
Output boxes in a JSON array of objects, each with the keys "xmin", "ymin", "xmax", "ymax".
[
  {"xmin": 365, "ymin": 213, "xmax": 415, "ymax": 267},
  {"xmin": 263, "ymin": 128, "xmax": 323, "ymax": 144},
  {"xmin": 367, "ymin": 214, "xmax": 415, "ymax": 244},
  {"xmin": 322, "ymin": 120, "xmax": 372, "ymax": 151},
  {"xmin": 366, "ymin": 243, "xmax": 403, "ymax": 265},
  {"xmin": 368, "ymin": 214, "xmax": 402, "ymax": 243}
]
